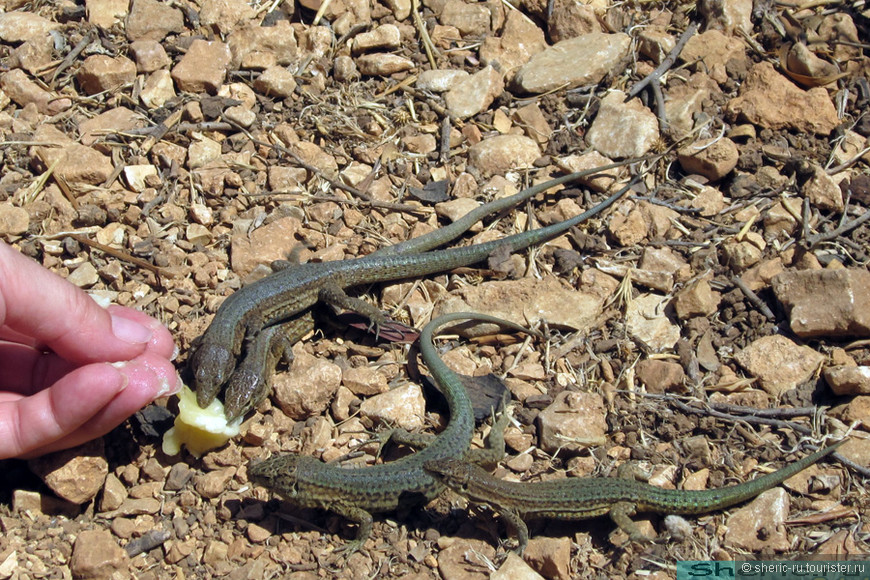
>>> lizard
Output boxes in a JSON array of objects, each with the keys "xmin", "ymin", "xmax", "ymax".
[
  {"xmin": 423, "ymin": 439, "xmax": 846, "ymax": 554},
  {"xmin": 247, "ymin": 311, "xmax": 535, "ymax": 554},
  {"xmin": 190, "ymin": 160, "xmax": 647, "ymax": 420}
]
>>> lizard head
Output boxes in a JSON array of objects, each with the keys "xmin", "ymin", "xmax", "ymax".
[
  {"xmin": 423, "ymin": 458, "xmax": 473, "ymax": 493},
  {"xmin": 248, "ymin": 454, "xmax": 301, "ymax": 498},
  {"xmin": 190, "ymin": 343, "xmax": 235, "ymax": 408},
  {"xmin": 223, "ymin": 369, "xmax": 267, "ymax": 422}
]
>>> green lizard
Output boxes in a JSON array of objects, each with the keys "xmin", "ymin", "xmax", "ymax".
[
  {"xmin": 247, "ymin": 311, "xmax": 532, "ymax": 554},
  {"xmin": 424, "ymin": 440, "xmax": 845, "ymax": 553},
  {"xmin": 190, "ymin": 161, "xmax": 645, "ymax": 420}
]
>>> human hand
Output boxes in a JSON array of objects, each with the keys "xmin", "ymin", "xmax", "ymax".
[{"xmin": 0, "ymin": 242, "xmax": 180, "ymax": 459}]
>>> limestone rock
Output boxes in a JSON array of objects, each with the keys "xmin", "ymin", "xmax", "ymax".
[
  {"xmin": 28, "ymin": 439, "xmax": 108, "ymax": 504},
  {"xmin": 1, "ymin": 68, "xmax": 67, "ymax": 114},
  {"xmin": 416, "ymin": 69, "xmax": 469, "ymax": 92},
  {"xmin": 772, "ymin": 269, "xmax": 870, "ymax": 338},
  {"xmin": 70, "ymin": 530, "xmax": 129, "ymax": 580},
  {"xmin": 0, "ymin": 203, "xmax": 29, "ymax": 235},
  {"xmin": 479, "ymin": 10, "xmax": 547, "ymax": 79},
  {"xmin": 537, "ymin": 391, "xmax": 607, "ymax": 453},
  {"xmin": 587, "ymin": 91, "xmax": 659, "ymax": 159},
  {"xmin": 734, "ymin": 335, "xmax": 825, "ymax": 397},
  {"xmin": 0, "ymin": 12, "xmax": 59, "ymax": 43},
  {"xmin": 126, "ymin": 0, "xmax": 184, "ymax": 41},
  {"xmin": 492, "ymin": 552, "xmax": 545, "ymax": 579},
  {"xmin": 626, "ymin": 294, "xmax": 681, "ymax": 351},
  {"xmin": 273, "ymin": 346, "xmax": 341, "ymax": 420},
  {"xmin": 199, "ymin": 0, "xmax": 256, "ymax": 35},
  {"xmin": 513, "ymin": 32, "xmax": 630, "ymax": 94},
  {"xmin": 636, "ymin": 359, "xmax": 686, "ymax": 394},
  {"xmin": 677, "ymin": 137, "xmax": 739, "ymax": 181},
  {"xmin": 724, "ymin": 488, "xmax": 791, "ymax": 551},
  {"xmin": 77, "ymin": 55, "xmax": 136, "ymax": 94},
  {"xmin": 433, "ymin": 277, "xmax": 604, "ymax": 334},
  {"xmin": 357, "ymin": 54, "xmax": 414, "ymax": 76},
  {"xmin": 171, "ymin": 40, "xmax": 232, "ymax": 94},
  {"xmin": 681, "ymin": 30, "xmax": 746, "ymax": 84},
  {"xmin": 468, "ymin": 134, "xmax": 541, "ymax": 175},
  {"xmin": 129, "ymin": 39, "xmax": 171, "ymax": 72},
  {"xmin": 444, "ymin": 65, "xmax": 504, "ymax": 120},
  {"xmin": 824, "ymin": 366, "xmax": 870, "ymax": 396},
  {"xmin": 359, "ymin": 384, "xmax": 425, "ymax": 431},
  {"xmin": 440, "ymin": 0, "xmax": 491, "ymax": 36},
  {"xmin": 726, "ymin": 62, "xmax": 839, "ymax": 135}
]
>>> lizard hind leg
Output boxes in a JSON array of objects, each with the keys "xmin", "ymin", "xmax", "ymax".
[
  {"xmin": 318, "ymin": 281, "xmax": 391, "ymax": 327},
  {"xmin": 609, "ymin": 502, "xmax": 655, "ymax": 543},
  {"xmin": 372, "ymin": 427, "xmax": 436, "ymax": 458},
  {"xmin": 464, "ymin": 390, "xmax": 512, "ymax": 468}
]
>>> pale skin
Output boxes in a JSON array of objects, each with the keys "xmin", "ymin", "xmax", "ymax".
[{"xmin": 0, "ymin": 242, "xmax": 180, "ymax": 459}]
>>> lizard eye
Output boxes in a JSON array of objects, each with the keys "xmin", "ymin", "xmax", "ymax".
[{"xmin": 453, "ymin": 477, "xmax": 469, "ymax": 492}]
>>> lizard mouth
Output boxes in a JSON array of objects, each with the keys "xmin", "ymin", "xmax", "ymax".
[{"xmin": 247, "ymin": 454, "xmax": 301, "ymax": 497}]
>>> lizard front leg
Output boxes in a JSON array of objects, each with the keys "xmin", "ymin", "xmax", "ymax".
[
  {"xmin": 327, "ymin": 503, "xmax": 375, "ymax": 556},
  {"xmin": 496, "ymin": 506, "xmax": 531, "ymax": 555},
  {"xmin": 223, "ymin": 312, "xmax": 314, "ymax": 421}
]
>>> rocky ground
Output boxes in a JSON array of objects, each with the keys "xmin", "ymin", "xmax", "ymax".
[{"xmin": 1, "ymin": 0, "xmax": 869, "ymax": 578}]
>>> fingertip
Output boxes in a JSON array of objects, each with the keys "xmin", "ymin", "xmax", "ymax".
[
  {"xmin": 113, "ymin": 353, "xmax": 181, "ymax": 404},
  {"xmin": 106, "ymin": 306, "xmax": 176, "ymax": 360}
]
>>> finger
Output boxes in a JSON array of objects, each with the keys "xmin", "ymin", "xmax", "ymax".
[
  {"xmin": 0, "ymin": 362, "xmax": 125, "ymax": 459},
  {"xmin": 0, "ymin": 353, "xmax": 181, "ymax": 459},
  {"xmin": 0, "ymin": 325, "xmax": 37, "ymax": 346},
  {"xmin": 1, "ymin": 309, "xmax": 176, "ymax": 360},
  {"xmin": 1, "ymin": 312, "xmax": 175, "ymax": 396},
  {"xmin": 21, "ymin": 354, "xmax": 182, "ymax": 457},
  {"xmin": 0, "ymin": 243, "xmax": 155, "ymax": 364},
  {"xmin": 0, "ymin": 341, "xmax": 76, "ymax": 395}
]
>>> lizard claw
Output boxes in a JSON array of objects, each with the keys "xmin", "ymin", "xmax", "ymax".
[
  {"xmin": 628, "ymin": 531, "xmax": 657, "ymax": 543},
  {"xmin": 339, "ymin": 312, "xmax": 419, "ymax": 343},
  {"xmin": 340, "ymin": 427, "xmax": 396, "ymax": 458},
  {"xmin": 332, "ymin": 538, "xmax": 366, "ymax": 558}
]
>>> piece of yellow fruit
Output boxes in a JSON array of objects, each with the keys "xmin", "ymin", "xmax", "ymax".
[{"xmin": 162, "ymin": 385, "xmax": 241, "ymax": 458}]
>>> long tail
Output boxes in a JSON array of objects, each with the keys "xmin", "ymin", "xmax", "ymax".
[{"xmin": 672, "ymin": 439, "xmax": 845, "ymax": 514}]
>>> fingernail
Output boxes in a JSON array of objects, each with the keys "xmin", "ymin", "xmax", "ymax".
[
  {"xmin": 156, "ymin": 372, "xmax": 184, "ymax": 398},
  {"xmin": 111, "ymin": 314, "xmax": 153, "ymax": 345},
  {"xmin": 110, "ymin": 362, "xmax": 131, "ymax": 392}
]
